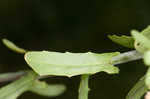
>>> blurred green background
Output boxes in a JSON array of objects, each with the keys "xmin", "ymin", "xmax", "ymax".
[{"xmin": 0, "ymin": 0, "xmax": 149, "ymax": 99}]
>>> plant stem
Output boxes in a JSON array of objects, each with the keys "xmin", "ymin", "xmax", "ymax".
[
  {"xmin": 0, "ymin": 50, "xmax": 143, "ymax": 83},
  {"xmin": 0, "ymin": 71, "xmax": 26, "ymax": 83},
  {"xmin": 112, "ymin": 50, "xmax": 143, "ymax": 65},
  {"xmin": 78, "ymin": 75, "xmax": 90, "ymax": 99}
]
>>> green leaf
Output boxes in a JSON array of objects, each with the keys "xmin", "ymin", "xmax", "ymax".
[
  {"xmin": 78, "ymin": 75, "xmax": 90, "ymax": 99},
  {"xmin": 108, "ymin": 35, "xmax": 134, "ymax": 48},
  {"xmin": 130, "ymin": 26, "xmax": 150, "ymax": 53},
  {"xmin": 141, "ymin": 25, "xmax": 150, "ymax": 39},
  {"xmin": 24, "ymin": 51, "xmax": 120, "ymax": 77},
  {"xmin": 144, "ymin": 51, "xmax": 150, "ymax": 66},
  {"xmin": 29, "ymin": 80, "xmax": 66, "ymax": 97},
  {"xmin": 2, "ymin": 38, "xmax": 27, "ymax": 54},
  {"xmin": 131, "ymin": 30, "xmax": 150, "ymax": 53},
  {"xmin": 126, "ymin": 76, "xmax": 148, "ymax": 99},
  {"xmin": 108, "ymin": 26, "xmax": 150, "ymax": 52},
  {"xmin": 0, "ymin": 71, "xmax": 37, "ymax": 99}
]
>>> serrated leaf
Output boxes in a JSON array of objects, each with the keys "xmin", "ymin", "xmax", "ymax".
[
  {"xmin": 2, "ymin": 38, "xmax": 27, "ymax": 54},
  {"xmin": 29, "ymin": 80, "xmax": 66, "ymax": 97},
  {"xmin": 108, "ymin": 35, "xmax": 134, "ymax": 48},
  {"xmin": 0, "ymin": 71, "xmax": 37, "ymax": 99},
  {"xmin": 131, "ymin": 30, "xmax": 150, "ymax": 53},
  {"xmin": 144, "ymin": 51, "xmax": 150, "ymax": 66},
  {"xmin": 126, "ymin": 76, "xmax": 148, "ymax": 99},
  {"xmin": 24, "ymin": 51, "xmax": 120, "ymax": 77}
]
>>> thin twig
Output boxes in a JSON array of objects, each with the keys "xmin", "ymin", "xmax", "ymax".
[{"xmin": 0, "ymin": 50, "xmax": 143, "ymax": 83}]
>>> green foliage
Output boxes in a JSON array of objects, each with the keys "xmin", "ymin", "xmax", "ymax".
[
  {"xmin": 108, "ymin": 26, "xmax": 150, "ymax": 53},
  {"xmin": 131, "ymin": 30, "xmax": 150, "ymax": 53},
  {"xmin": 108, "ymin": 35, "xmax": 134, "ymax": 48},
  {"xmin": 29, "ymin": 80, "xmax": 66, "ymax": 97},
  {"xmin": 0, "ymin": 71, "xmax": 37, "ymax": 99},
  {"xmin": 0, "ymin": 71, "xmax": 66, "ymax": 99},
  {"xmin": 109, "ymin": 26, "xmax": 150, "ymax": 99},
  {"xmin": 1, "ymin": 38, "xmax": 121, "ymax": 99},
  {"xmin": 107, "ymin": 26, "xmax": 150, "ymax": 99},
  {"xmin": 2, "ymin": 25, "xmax": 150, "ymax": 99},
  {"xmin": 24, "ymin": 51, "xmax": 119, "ymax": 77},
  {"xmin": 130, "ymin": 26, "xmax": 150, "ymax": 91}
]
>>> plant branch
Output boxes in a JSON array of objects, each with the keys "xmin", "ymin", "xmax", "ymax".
[
  {"xmin": 0, "ymin": 50, "xmax": 143, "ymax": 83},
  {"xmin": 112, "ymin": 50, "xmax": 143, "ymax": 65},
  {"xmin": 0, "ymin": 71, "xmax": 27, "ymax": 83}
]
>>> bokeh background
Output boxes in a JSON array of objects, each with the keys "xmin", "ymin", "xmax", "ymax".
[{"xmin": 0, "ymin": 0, "xmax": 149, "ymax": 99}]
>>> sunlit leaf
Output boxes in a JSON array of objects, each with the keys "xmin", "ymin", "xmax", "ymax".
[
  {"xmin": 2, "ymin": 38, "xmax": 27, "ymax": 54},
  {"xmin": 108, "ymin": 35, "xmax": 134, "ymax": 48},
  {"xmin": 25, "ymin": 51, "xmax": 120, "ymax": 77},
  {"xmin": 0, "ymin": 71, "xmax": 37, "ymax": 99},
  {"xmin": 126, "ymin": 76, "xmax": 148, "ymax": 99},
  {"xmin": 29, "ymin": 80, "xmax": 66, "ymax": 97}
]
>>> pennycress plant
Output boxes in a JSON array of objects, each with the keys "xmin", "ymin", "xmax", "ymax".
[{"xmin": 0, "ymin": 26, "xmax": 150, "ymax": 99}]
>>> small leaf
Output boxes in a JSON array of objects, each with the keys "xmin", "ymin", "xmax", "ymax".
[
  {"xmin": 2, "ymin": 38, "xmax": 27, "ymax": 54},
  {"xmin": 25, "ymin": 51, "xmax": 120, "ymax": 77},
  {"xmin": 0, "ymin": 71, "xmax": 37, "ymax": 99},
  {"xmin": 108, "ymin": 35, "xmax": 134, "ymax": 48},
  {"xmin": 29, "ymin": 80, "xmax": 66, "ymax": 97},
  {"xmin": 141, "ymin": 25, "xmax": 150, "ymax": 39},
  {"xmin": 126, "ymin": 76, "xmax": 148, "ymax": 99},
  {"xmin": 131, "ymin": 30, "xmax": 150, "ymax": 53},
  {"xmin": 78, "ymin": 75, "xmax": 90, "ymax": 99},
  {"xmin": 144, "ymin": 51, "xmax": 150, "ymax": 66}
]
